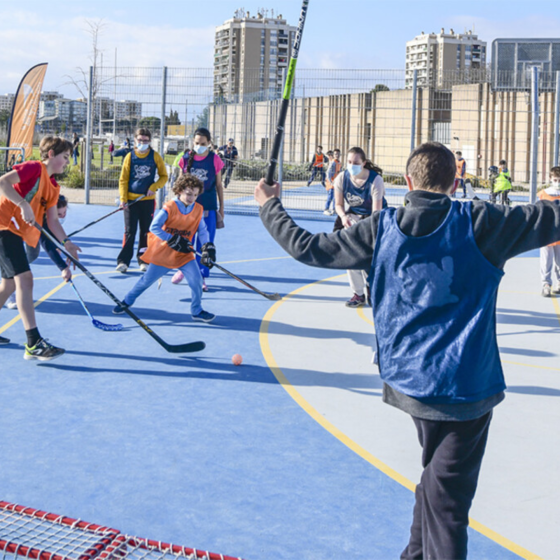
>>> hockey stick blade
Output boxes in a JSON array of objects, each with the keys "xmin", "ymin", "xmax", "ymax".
[{"xmin": 70, "ymin": 281, "xmax": 124, "ymax": 332}]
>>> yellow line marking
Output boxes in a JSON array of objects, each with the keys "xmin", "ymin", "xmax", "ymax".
[
  {"xmin": 0, "ymin": 281, "xmax": 68, "ymax": 335},
  {"xmin": 259, "ymin": 275, "xmax": 543, "ymax": 560}
]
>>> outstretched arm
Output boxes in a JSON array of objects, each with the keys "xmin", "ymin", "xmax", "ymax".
[{"xmin": 255, "ymin": 178, "xmax": 376, "ymax": 270}]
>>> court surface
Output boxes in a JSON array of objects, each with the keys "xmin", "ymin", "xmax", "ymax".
[{"xmin": 0, "ymin": 203, "xmax": 557, "ymax": 560}]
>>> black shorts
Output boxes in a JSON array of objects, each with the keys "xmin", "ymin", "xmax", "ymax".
[{"xmin": 0, "ymin": 230, "xmax": 31, "ymax": 279}]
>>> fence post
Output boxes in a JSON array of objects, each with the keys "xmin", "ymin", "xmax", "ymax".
[
  {"xmin": 554, "ymin": 70, "xmax": 560, "ymax": 167},
  {"xmin": 530, "ymin": 66, "xmax": 540, "ymax": 204},
  {"xmin": 84, "ymin": 66, "xmax": 94, "ymax": 205},
  {"xmin": 410, "ymin": 69, "xmax": 418, "ymax": 153},
  {"xmin": 158, "ymin": 66, "xmax": 168, "ymax": 209}
]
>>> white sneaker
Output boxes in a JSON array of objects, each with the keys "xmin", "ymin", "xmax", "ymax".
[
  {"xmin": 542, "ymin": 284, "xmax": 552, "ymax": 297},
  {"xmin": 323, "ymin": 210, "xmax": 331, "ymax": 215},
  {"xmin": 139, "ymin": 263, "xmax": 148, "ymax": 272},
  {"xmin": 552, "ymin": 285, "xmax": 560, "ymax": 295},
  {"xmin": 116, "ymin": 263, "xmax": 128, "ymax": 273},
  {"xmin": 6, "ymin": 292, "xmax": 17, "ymax": 309}
]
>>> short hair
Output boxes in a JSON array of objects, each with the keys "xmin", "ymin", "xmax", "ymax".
[
  {"xmin": 406, "ymin": 142, "xmax": 456, "ymax": 193},
  {"xmin": 455, "ymin": 151, "xmax": 462, "ymax": 156},
  {"xmin": 172, "ymin": 173, "xmax": 203, "ymax": 197},
  {"xmin": 57, "ymin": 194, "xmax": 68, "ymax": 209},
  {"xmin": 551, "ymin": 166, "xmax": 560, "ymax": 178},
  {"xmin": 135, "ymin": 128, "xmax": 151, "ymax": 140},
  {"xmin": 326, "ymin": 150, "xmax": 334, "ymax": 156},
  {"xmin": 39, "ymin": 136, "xmax": 73, "ymax": 160},
  {"xmin": 317, "ymin": 145, "xmax": 323, "ymax": 150},
  {"xmin": 499, "ymin": 159, "xmax": 507, "ymax": 166}
]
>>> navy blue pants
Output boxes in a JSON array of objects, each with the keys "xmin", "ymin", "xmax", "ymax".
[{"xmin": 401, "ymin": 411, "xmax": 492, "ymax": 560}]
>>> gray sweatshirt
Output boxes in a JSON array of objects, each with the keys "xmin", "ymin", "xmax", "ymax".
[{"xmin": 260, "ymin": 190, "xmax": 560, "ymax": 421}]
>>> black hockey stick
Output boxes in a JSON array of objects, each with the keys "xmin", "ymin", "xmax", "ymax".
[
  {"xmin": 69, "ymin": 280, "xmax": 123, "ymax": 332},
  {"xmin": 196, "ymin": 252, "xmax": 281, "ymax": 301},
  {"xmin": 265, "ymin": 0, "xmax": 309, "ymax": 186},
  {"xmin": 37, "ymin": 224, "xmax": 205, "ymax": 353},
  {"xmin": 67, "ymin": 195, "xmax": 147, "ymax": 238}
]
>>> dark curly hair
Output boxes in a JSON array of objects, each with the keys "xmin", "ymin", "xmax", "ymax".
[{"xmin": 172, "ymin": 173, "xmax": 204, "ymax": 197}]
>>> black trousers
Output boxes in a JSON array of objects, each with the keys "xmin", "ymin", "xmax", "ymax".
[
  {"xmin": 401, "ymin": 411, "xmax": 492, "ymax": 560},
  {"xmin": 117, "ymin": 198, "xmax": 155, "ymax": 266}
]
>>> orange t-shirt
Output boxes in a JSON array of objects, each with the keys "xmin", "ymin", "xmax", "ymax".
[
  {"xmin": 325, "ymin": 161, "xmax": 342, "ymax": 190},
  {"xmin": 538, "ymin": 189, "xmax": 560, "ymax": 246},
  {"xmin": 0, "ymin": 162, "xmax": 59, "ymax": 247},
  {"xmin": 141, "ymin": 200, "xmax": 203, "ymax": 268}
]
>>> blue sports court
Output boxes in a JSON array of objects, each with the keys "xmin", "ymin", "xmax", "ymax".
[{"xmin": 0, "ymin": 203, "xmax": 557, "ymax": 559}]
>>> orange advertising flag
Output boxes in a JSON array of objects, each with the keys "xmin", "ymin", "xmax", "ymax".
[{"xmin": 5, "ymin": 63, "xmax": 48, "ymax": 167}]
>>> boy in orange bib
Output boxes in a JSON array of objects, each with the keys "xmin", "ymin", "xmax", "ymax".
[
  {"xmin": 0, "ymin": 137, "xmax": 82, "ymax": 360},
  {"xmin": 113, "ymin": 174, "xmax": 216, "ymax": 323}
]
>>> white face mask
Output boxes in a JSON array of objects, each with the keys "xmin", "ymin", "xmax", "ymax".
[
  {"xmin": 194, "ymin": 144, "xmax": 208, "ymax": 155},
  {"xmin": 348, "ymin": 164, "xmax": 363, "ymax": 176},
  {"xmin": 137, "ymin": 143, "xmax": 150, "ymax": 152},
  {"xmin": 58, "ymin": 216, "xmax": 66, "ymax": 225},
  {"xmin": 552, "ymin": 180, "xmax": 560, "ymax": 188}
]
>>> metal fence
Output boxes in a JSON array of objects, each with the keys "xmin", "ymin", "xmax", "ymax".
[{"xmin": 68, "ymin": 66, "xmax": 560, "ymax": 219}]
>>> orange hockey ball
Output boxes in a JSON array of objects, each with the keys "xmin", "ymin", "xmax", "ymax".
[{"xmin": 232, "ymin": 353, "xmax": 243, "ymax": 366}]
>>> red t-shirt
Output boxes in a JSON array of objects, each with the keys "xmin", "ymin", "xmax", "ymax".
[{"xmin": 13, "ymin": 161, "xmax": 59, "ymax": 208}]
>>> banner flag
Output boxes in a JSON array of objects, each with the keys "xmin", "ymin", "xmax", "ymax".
[{"xmin": 5, "ymin": 63, "xmax": 48, "ymax": 168}]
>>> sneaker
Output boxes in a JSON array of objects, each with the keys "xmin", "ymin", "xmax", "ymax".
[
  {"xmin": 116, "ymin": 263, "xmax": 128, "ymax": 273},
  {"xmin": 323, "ymin": 210, "xmax": 331, "ymax": 215},
  {"xmin": 202, "ymin": 280, "xmax": 209, "ymax": 293},
  {"xmin": 192, "ymin": 310, "xmax": 215, "ymax": 323},
  {"xmin": 552, "ymin": 285, "xmax": 560, "ymax": 295},
  {"xmin": 113, "ymin": 302, "xmax": 129, "ymax": 315},
  {"xmin": 6, "ymin": 293, "xmax": 17, "ymax": 309},
  {"xmin": 345, "ymin": 293, "xmax": 366, "ymax": 308},
  {"xmin": 328, "ymin": 209, "xmax": 335, "ymax": 215},
  {"xmin": 171, "ymin": 270, "xmax": 184, "ymax": 284},
  {"xmin": 542, "ymin": 284, "xmax": 552, "ymax": 297},
  {"xmin": 139, "ymin": 263, "xmax": 148, "ymax": 272},
  {"xmin": 0, "ymin": 335, "xmax": 10, "ymax": 345},
  {"xmin": 24, "ymin": 338, "xmax": 65, "ymax": 362}
]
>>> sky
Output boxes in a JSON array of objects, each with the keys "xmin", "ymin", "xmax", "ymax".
[{"xmin": 0, "ymin": 0, "xmax": 559, "ymax": 98}]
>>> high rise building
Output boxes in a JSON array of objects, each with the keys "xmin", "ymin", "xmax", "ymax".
[
  {"xmin": 405, "ymin": 28, "xmax": 487, "ymax": 89},
  {"xmin": 214, "ymin": 9, "xmax": 296, "ymax": 102}
]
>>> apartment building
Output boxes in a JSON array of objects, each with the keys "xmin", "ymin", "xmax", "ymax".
[
  {"xmin": 214, "ymin": 9, "xmax": 296, "ymax": 102},
  {"xmin": 406, "ymin": 28, "xmax": 487, "ymax": 89}
]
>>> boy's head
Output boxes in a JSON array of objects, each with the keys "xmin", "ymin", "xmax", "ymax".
[
  {"xmin": 326, "ymin": 150, "xmax": 334, "ymax": 159},
  {"xmin": 499, "ymin": 160, "xmax": 507, "ymax": 170},
  {"xmin": 455, "ymin": 151, "xmax": 462, "ymax": 159},
  {"xmin": 135, "ymin": 128, "xmax": 151, "ymax": 152},
  {"xmin": 316, "ymin": 146, "xmax": 323, "ymax": 153},
  {"xmin": 550, "ymin": 166, "xmax": 560, "ymax": 183},
  {"xmin": 334, "ymin": 149, "xmax": 341, "ymax": 160},
  {"xmin": 39, "ymin": 136, "xmax": 73, "ymax": 161},
  {"xmin": 405, "ymin": 142, "xmax": 456, "ymax": 194},
  {"xmin": 172, "ymin": 173, "xmax": 203, "ymax": 203}
]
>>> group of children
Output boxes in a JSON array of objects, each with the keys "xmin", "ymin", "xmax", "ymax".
[
  {"xmin": 305, "ymin": 145, "xmax": 344, "ymax": 216},
  {"xmin": 0, "ymin": 128, "xmax": 223, "ymax": 360}
]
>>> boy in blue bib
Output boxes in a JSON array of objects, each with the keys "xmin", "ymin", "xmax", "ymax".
[{"xmin": 255, "ymin": 142, "xmax": 560, "ymax": 560}]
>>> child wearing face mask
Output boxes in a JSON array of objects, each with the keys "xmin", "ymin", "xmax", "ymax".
[
  {"xmin": 116, "ymin": 128, "xmax": 168, "ymax": 274},
  {"xmin": 538, "ymin": 166, "xmax": 560, "ymax": 297},
  {"xmin": 334, "ymin": 146, "xmax": 386, "ymax": 308},
  {"xmin": 173, "ymin": 128, "xmax": 224, "ymax": 291}
]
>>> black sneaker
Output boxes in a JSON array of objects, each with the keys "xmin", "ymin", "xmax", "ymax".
[
  {"xmin": 192, "ymin": 310, "xmax": 216, "ymax": 323},
  {"xmin": 0, "ymin": 335, "xmax": 10, "ymax": 345},
  {"xmin": 24, "ymin": 338, "xmax": 65, "ymax": 361},
  {"xmin": 113, "ymin": 302, "xmax": 129, "ymax": 315}
]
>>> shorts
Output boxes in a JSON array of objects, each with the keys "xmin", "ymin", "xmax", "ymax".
[{"xmin": 0, "ymin": 230, "xmax": 30, "ymax": 279}]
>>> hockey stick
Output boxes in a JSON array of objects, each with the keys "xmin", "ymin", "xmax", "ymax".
[
  {"xmin": 67, "ymin": 195, "xmax": 147, "ymax": 238},
  {"xmin": 36, "ymin": 224, "xmax": 205, "ymax": 353},
  {"xmin": 265, "ymin": 0, "xmax": 309, "ymax": 186},
  {"xmin": 197, "ymin": 252, "xmax": 281, "ymax": 301},
  {"xmin": 69, "ymin": 280, "xmax": 123, "ymax": 332}
]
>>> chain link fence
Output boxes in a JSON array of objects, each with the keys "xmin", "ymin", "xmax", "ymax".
[{"xmin": 67, "ymin": 66, "xmax": 560, "ymax": 219}]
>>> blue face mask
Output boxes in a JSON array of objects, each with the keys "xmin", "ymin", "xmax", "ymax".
[
  {"xmin": 137, "ymin": 143, "xmax": 150, "ymax": 152},
  {"xmin": 348, "ymin": 164, "xmax": 363, "ymax": 176},
  {"xmin": 194, "ymin": 145, "xmax": 208, "ymax": 155}
]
